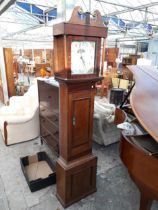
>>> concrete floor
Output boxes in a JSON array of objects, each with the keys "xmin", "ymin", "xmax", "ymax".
[{"xmin": 0, "ymin": 133, "xmax": 158, "ymax": 210}]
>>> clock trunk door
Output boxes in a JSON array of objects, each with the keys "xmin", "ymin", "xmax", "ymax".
[{"xmin": 68, "ymin": 91, "xmax": 94, "ymax": 160}]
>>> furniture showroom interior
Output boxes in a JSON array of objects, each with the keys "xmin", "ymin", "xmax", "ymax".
[{"xmin": 1, "ymin": 0, "xmax": 158, "ymax": 210}]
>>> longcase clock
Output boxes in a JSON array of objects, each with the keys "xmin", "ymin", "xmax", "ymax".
[{"xmin": 53, "ymin": 6, "xmax": 107, "ymax": 207}]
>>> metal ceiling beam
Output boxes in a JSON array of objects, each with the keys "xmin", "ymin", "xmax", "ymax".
[
  {"xmin": 99, "ymin": 0, "xmax": 158, "ymax": 16},
  {"xmin": 15, "ymin": 2, "xmax": 45, "ymax": 23},
  {"xmin": 148, "ymin": 18, "xmax": 158, "ymax": 22},
  {"xmin": 0, "ymin": 19, "xmax": 38, "ymax": 25},
  {"xmin": 9, "ymin": 9, "xmax": 44, "ymax": 23},
  {"xmin": 95, "ymin": 0, "xmax": 130, "ymax": 8},
  {"xmin": 45, "ymin": 8, "xmax": 57, "ymax": 21},
  {"xmin": 95, "ymin": 0, "xmax": 158, "ymax": 31},
  {"xmin": 2, "ymin": 24, "xmax": 44, "ymax": 39},
  {"xmin": 2, "ymin": 38, "xmax": 52, "ymax": 43},
  {"xmin": 109, "ymin": 8, "xmax": 158, "ymax": 17},
  {"xmin": 114, "ymin": 17, "xmax": 158, "ymax": 27},
  {"xmin": 15, "ymin": 2, "xmax": 57, "ymax": 23},
  {"xmin": 96, "ymin": 0, "xmax": 158, "ymax": 10},
  {"xmin": 16, "ymin": 0, "xmax": 55, "ymax": 9},
  {"xmin": 0, "ymin": 0, "xmax": 16, "ymax": 15},
  {"xmin": 117, "ymin": 37, "xmax": 149, "ymax": 41}
]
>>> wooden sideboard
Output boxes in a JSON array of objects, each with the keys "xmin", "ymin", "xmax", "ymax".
[{"xmin": 38, "ymin": 79, "xmax": 59, "ymax": 155}]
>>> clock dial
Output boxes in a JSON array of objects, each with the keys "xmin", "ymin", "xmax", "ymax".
[{"xmin": 71, "ymin": 41, "xmax": 96, "ymax": 74}]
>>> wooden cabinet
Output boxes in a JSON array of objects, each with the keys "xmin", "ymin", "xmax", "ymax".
[
  {"xmin": 0, "ymin": 70, "xmax": 4, "ymax": 103},
  {"xmin": 122, "ymin": 54, "xmax": 141, "ymax": 80},
  {"xmin": 105, "ymin": 48, "xmax": 119, "ymax": 68},
  {"xmin": 122, "ymin": 54, "xmax": 140, "ymax": 67},
  {"xmin": 38, "ymin": 80, "xmax": 59, "ymax": 155},
  {"xmin": 3, "ymin": 48, "xmax": 16, "ymax": 97}
]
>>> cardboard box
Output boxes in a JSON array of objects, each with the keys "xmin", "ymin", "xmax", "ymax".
[{"xmin": 20, "ymin": 151, "xmax": 56, "ymax": 192}]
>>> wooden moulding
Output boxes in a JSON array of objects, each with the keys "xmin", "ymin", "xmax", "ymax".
[
  {"xmin": 68, "ymin": 6, "xmax": 105, "ymax": 27},
  {"xmin": 53, "ymin": 22, "xmax": 107, "ymax": 37},
  {"xmin": 55, "ymin": 76, "xmax": 103, "ymax": 85},
  {"xmin": 53, "ymin": 6, "xmax": 107, "ymax": 38},
  {"xmin": 4, "ymin": 121, "xmax": 8, "ymax": 145}
]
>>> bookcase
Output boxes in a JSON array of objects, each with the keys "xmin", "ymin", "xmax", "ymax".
[{"xmin": 38, "ymin": 79, "xmax": 59, "ymax": 155}]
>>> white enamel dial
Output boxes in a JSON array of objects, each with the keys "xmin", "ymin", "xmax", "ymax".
[{"xmin": 71, "ymin": 41, "xmax": 95, "ymax": 74}]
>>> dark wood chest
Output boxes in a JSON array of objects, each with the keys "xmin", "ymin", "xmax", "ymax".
[{"xmin": 38, "ymin": 79, "xmax": 59, "ymax": 155}]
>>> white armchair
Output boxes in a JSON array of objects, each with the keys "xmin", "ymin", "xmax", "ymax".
[
  {"xmin": 93, "ymin": 97, "xmax": 126, "ymax": 146},
  {"xmin": 0, "ymin": 83, "xmax": 40, "ymax": 145}
]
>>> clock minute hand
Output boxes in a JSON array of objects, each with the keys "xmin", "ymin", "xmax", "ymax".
[{"xmin": 80, "ymin": 55, "xmax": 87, "ymax": 72}]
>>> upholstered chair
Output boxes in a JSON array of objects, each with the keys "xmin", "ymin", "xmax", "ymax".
[{"xmin": 0, "ymin": 83, "xmax": 40, "ymax": 145}]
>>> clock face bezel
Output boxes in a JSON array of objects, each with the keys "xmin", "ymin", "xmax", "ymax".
[
  {"xmin": 67, "ymin": 36, "xmax": 101, "ymax": 79},
  {"xmin": 71, "ymin": 41, "xmax": 96, "ymax": 75}
]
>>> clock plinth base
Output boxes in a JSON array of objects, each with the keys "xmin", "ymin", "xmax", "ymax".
[{"xmin": 56, "ymin": 155, "xmax": 97, "ymax": 208}]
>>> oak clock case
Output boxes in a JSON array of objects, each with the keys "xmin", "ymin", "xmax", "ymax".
[{"xmin": 53, "ymin": 6, "xmax": 107, "ymax": 208}]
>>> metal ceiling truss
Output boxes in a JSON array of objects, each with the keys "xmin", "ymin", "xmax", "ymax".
[
  {"xmin": 105, "ymin": 1, "xmax": 158, "ymax": 16},
  {"xmin": 95, "ymin": 0, "xmax": 131, "ymax": 9},
  {"xmin": 2, "ymin": 24, "xmax": 45, "ymax": 39},
  {"xmin": 98, "ymin": 7, "xmax": 154, "ymax": 35},
  {"xmin": 0, "ymin": 16, "xmax": 37, "ymax": 25},
  {"xmin": 1, "ymin": 0, "xmax": 157, "ymax": 43},
  {"xmin": 0, "ymin": 0, "xmax": 16, "ymax": 15},
  {"xmin": 92, "ymin": 0, "xmax": 155, "ymax": 37},
  {"xmin": 7, "ymin": 0, "xmax": 156, "ymax": 35},
  {"xmin": 3, "ymin": 38, "xmax": 52, "ymax": 43},
  {"xmin": 15, "ymin": 2, "xmax": 45, "ymax": 23},
  {"xmin": 15, "ymin": 0, "xmax": 54, "ymax": 9},
  {"xmin": 1, "ymin": 0, "xmax": 57, "ymax": 39},
  {"xmin": 15, "ymin": 1, "xmax": 57, "ymax": 23},
  {"xmin": 95, "ymin": 0, "xmax": 158, "ymax": 16},
  {"xmin": 103, "ymin": 15, "xmax": 153, "ymax": 34}
]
